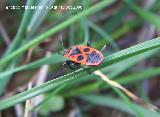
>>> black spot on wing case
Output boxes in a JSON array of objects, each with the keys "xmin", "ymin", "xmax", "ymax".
[
  {"xmin": 83, "ymin": 48, "xmax": 90, "ymax": 52},
  {"xmin": 69, "ymin": 47, "xmax": 82, "ymax": 56},
  {"xmin": 86, "ymin": 51, "xmax": 102, "ymax": 64},
  {"xmin": 77, "ymin": 55, "xmax": 84, "ymax": 61}
]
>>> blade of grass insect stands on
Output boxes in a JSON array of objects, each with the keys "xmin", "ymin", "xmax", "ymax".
[{"xmin": 0, "ymin": 37, "xmax": 160, "ymax": 110}]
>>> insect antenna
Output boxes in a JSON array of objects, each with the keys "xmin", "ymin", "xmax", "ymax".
[
  {"xmin": 100, "ymin": 44, "xmax": 106, "ymax": 52},
  {"xmin": 38, "ymin": 48, "xmax": 55, "ymax": 53},
  {"xmin": 60, "ymin": 35, "xmax": 66, "ymax": 51},
  {"xmin": 38, "ymin": 48, "xmax": 63, "ymax": 56}
]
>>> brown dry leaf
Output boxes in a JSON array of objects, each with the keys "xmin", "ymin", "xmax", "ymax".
[{"xmin": 94, "ymin": 70, "xmax": 160, "ymax": 112}]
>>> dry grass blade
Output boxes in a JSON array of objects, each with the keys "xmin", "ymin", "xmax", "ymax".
[
  {"xmin": 0, "ymin": 22, "xmax": 11, "ymax": 46},
  {"xmin": 14, "ymin": 104, "xmax": 23, "ymax": 117},
  {"xmin": 94, "ymin": 70, "xmax": 159, "ymax": 112},
  {"xmin": 24, "ymin": 82, "xmax": 33, "ymax": 117}
]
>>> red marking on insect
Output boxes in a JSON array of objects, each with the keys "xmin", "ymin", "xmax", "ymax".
[
  {"xmin": 56, "ymin": 36, "xmax": 106, "ymax": 75},
  {"xmin": 64, "ymin": 45, "xmax": 104, "ymax": 66}
]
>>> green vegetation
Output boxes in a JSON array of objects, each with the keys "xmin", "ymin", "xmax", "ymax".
[{"xmin": 0, "ymin": 0, "xmax": 160, "ymax": 116}]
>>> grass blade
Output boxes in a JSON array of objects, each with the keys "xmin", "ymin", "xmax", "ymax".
[
  {"xmin": 63, "ymin": 66, "xmax": 160, "ymax": 98},
  {"xmin": 0, "ymin": 0, "xmax": 116, "ymax": 69},
  {"xmin": 0, "ymin": 54, "xmax": 65, "ymax": 79},
  {"xmin": 94, "ymin": 70, "xmax": 158, "ymax": 112},
  {"xmin": 4, "ymin": 0, "xmax": 34, "ymax": 56},
  {"xmin": 27, "ymin": 0, "xmax": 55, "ymax": 36},
  {"xmin": 0, "ymin": 0, "xmax": 35, "ymax": 95},
  {"xmin": 88, "ymin": 20, "xmax": 119, "ymax": 51},
  {"xmin": 81, "ymin": 95, "xmax": 160, "ymax": 117},
  {"xmin": 0, "ymin": 37, "xmax": 160, "ymax": 110},
  {"xmin": 124, "ymin": 0, "xmax": 160, "ymax": 30}
]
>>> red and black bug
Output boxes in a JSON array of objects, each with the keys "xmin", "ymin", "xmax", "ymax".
[
  {"xmin": 64, "ymin": 45, "xmax": 104, "ymax": 66},
  {"xmin": 58, "ymin": 37, "xmax": 106, "ymax": 75}
]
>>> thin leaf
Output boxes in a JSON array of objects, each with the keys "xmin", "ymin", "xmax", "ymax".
[
  {"xmin": 0, "ymin": 54, "xmax": 65, "ymax": 79},
  {"xmin": 0, "ymin": 37, "xmax": 160, "ymax": 110},
  {"xmin": 81, "ymin": 95, "xmax": 160, "ymax": 117},
  {"xmin": 0, "ymin": 0, "xmax": 116, "ymax": 69},
  {"xmin": 27, "ymin": 0, "xmax": 56, "ymax": 36},
  {"xmin": 4, "ymin": 0, "xmax": 34, "ymax": 56},
  {"xmin": 88, "ymin": 20, "xmax": 119, "ymax": 51},
  {"xmin": 104, "ymin": 3, "xmax": 130, "ymax": 33},
  {"xmin": 61, "ymin": 49, "xmax": 159, "ymax": 97},
  {"xmin": 0, "ymin": 0, "xmax": 35, "ymax": 95},
  {"xmin": 124, "ymin": 0, "xmax": 160, "ymax": 30}
]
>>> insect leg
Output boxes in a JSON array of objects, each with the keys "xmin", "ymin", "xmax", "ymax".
[
  {"xmin": 100, "ymin": 44, "xmax": 106, "ymax": 52},
  {"xmin": 59, "ymin": 35, "xmax": 66, "ymax": 51},
  {"xmin": 87, "ymin": 42, "xmax": 91, "ymax": 47},
  {"xmin": 81, "ymin": 66, "xmax": 92, "ymax": 74},
  {"xmin": 74, "ymin": 62, "xmax": 91, "ymax": 74},
  {"xmin": 63, "ymin": 61, "xmax": 76, "ymax": 77}
]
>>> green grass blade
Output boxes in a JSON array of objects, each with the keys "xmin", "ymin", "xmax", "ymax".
[
  {"xmin": 104, "ymin": 3, "xmax": 130, "ymax": 33},
  {"xmin": 0, "ymin": 58, "xmax": 19, "ymax": 94},
  {"xmin": 81, "ymin": 95, "xmax": 160, "ymax": 117},
  {"xmin": 63, "ymin": 66, "xmax": 160, "ymax": 97},
  {"xmin": 117, "ymin": 67, "xmax": 160, "ymax": 85},
  {"xmin": 0, "ymin": 0, "xmax": 35, "ymax": 95},
  {"xmin": 0, "ymin": 0, "xmax": 116, "ymax": 69},
  {"xmin": 4, "ymin": 0, "xmax": 34, "ymax": 56},
  {"xmin": 0, "ymin": 74, "xmax": 75, "ymax": 111},
  {"xmin": 33, "ymin": 84, "xmax": 66, "ymax": 111},
  {"xmin": 80, "ymin": 0, "xmax": 90, "ymax": 44},
  {"xmin": 95, "ymin": 72, "xmax": 144, "ymax": 116},
  {"xmin": 62, "ymin": 49, "xmax": 159, "ymax": 97},
  {"xmin": 81, "ymin": 18, "xmax": 89, "ymax": 44},
  {"xmin": 0, "ymin": 36, "xmax": 159, "ymax": 78},
  {"xmin": 27, "ymin": 0, "xmax": 55, "ymax": 36},
  {"xmin": 0, "ymin": 37, "xmax": 160, "ymax": 110},
  {"xmin": 88, "ymin": 20, "xmax": 120, "ymax": 51},
  {"xmin": 124, "ymin": 0, "xmax": 160, "ymax": 30},
  {"xmin": 0, "ymin": 54, "xmax": 65, "ymax": 79},
  {"xmin": 68, "ymin": 25, "xmax": 75, "ymax": 46},
  {"xmin": 111, "ymin": 87, "xmax": 144, "ymax": 117},
  {"xmin": 96, "ymin": 67, "xmax": 160, "ymax": 92},
  {"xmin": 93, "ymin": 17, "xmax": 142, "ymax": 48},
  {"xmin": 100, "ymin": 37, "xmax": 160, "ymax": 69},
  {"xmin": 111, "ymin": 18, "xmax": 142, "ymax": 39}
]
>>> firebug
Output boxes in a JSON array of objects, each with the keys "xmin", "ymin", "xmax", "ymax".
[{"xmin": 58, "ymin": 36, "xmax": 106, "ymax": 75}]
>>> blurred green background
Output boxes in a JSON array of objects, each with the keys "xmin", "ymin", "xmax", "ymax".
[{"xmin": 0, "ymin": 0, "xmax": 160, "ymax": 117}]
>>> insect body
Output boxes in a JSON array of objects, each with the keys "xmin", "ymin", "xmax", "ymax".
[
  {"xmin": 64, "ymin": 45, "xmax": 104, "ymax": 66},
  {"xmin": 59, "ymin": 38, "xmax": 105, "ymax": 75}
]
